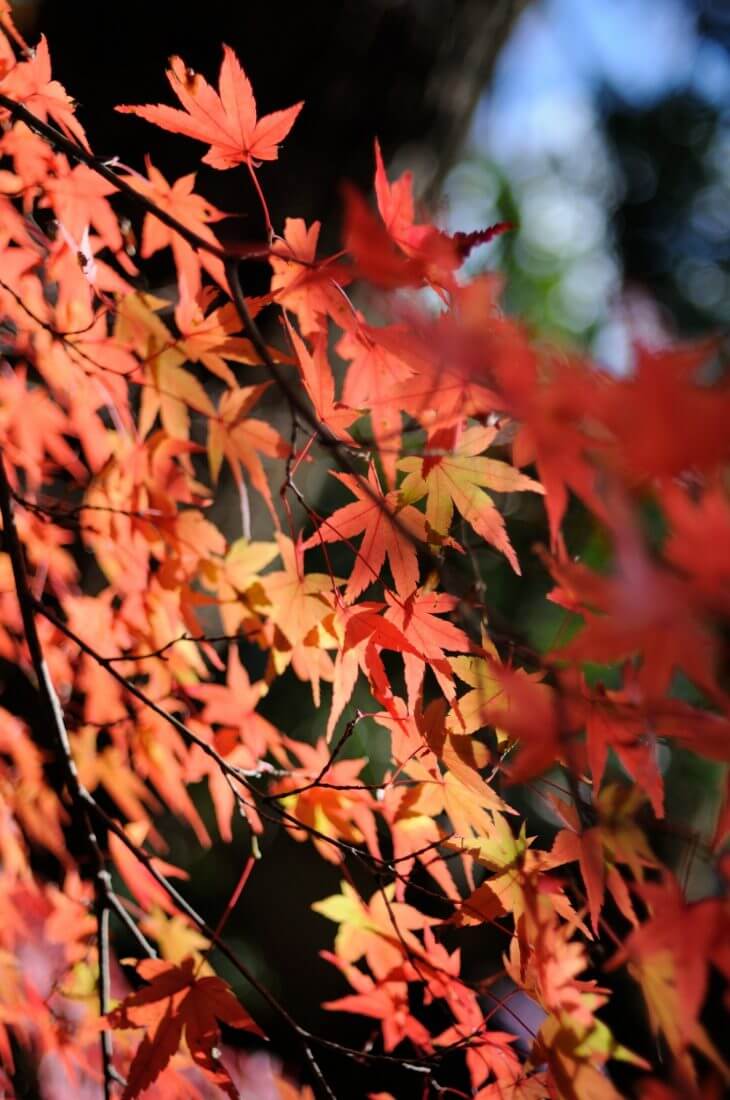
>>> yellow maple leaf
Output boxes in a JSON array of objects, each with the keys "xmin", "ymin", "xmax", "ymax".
[{"xmin": 399, "ymin": 422, "xmax": 542, "ymax": 572}]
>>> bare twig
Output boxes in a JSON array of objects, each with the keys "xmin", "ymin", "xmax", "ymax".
[{"xmin": 0, "ymin": 454, "xmax": 120, "ymax": 1097}]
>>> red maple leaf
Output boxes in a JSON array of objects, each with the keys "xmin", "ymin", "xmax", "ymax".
[
  {"xmin": 123, "ymin": 157, "xmax": 227, "ymax": 294},
  {"xmin": 304, "ymin": 466, "xmax": 428, "ymax": 602},
  {"xmin": 108, "ymin": 956, "xmax": 264, "ymax": 1100},
  {"xmin": 343, "ymin": 140, "xmax": 512, "ymax": 291}
]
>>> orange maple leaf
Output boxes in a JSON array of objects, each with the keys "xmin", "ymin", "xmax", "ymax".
[
  {"xmin": 343, "ymin": 140, "xmax": 512, "ymax": 293},
  {"xmin": 544, "ymin": 523, "xmax": 723, "ymax": 703},
  {"xmin": 185, "ymin": 645, "xmax": 282, "ymax": 758},
  {"xmin": 383, "ymin": 588, "xmax": 471, "ymax": 708},
  {"xmin": 608, "ymin": 877, "xmax": 730, "ymax": 1078},
  {"xmin": 208, "ymin": 383, "xmax": 290, "ymax": 518},
  {"xmin": 0, "ymin": 36, "xmax": 89, "ymax": 150},
  {"xmin": 272, "ymin": 737, "xmax": 378, "ymax": 864},
  {"xmin": 313, "ymin": 880, "xmax": 435, "ymax": 980},
  {"xmin": 321, "ymin": 950, "xmax": 433, "ymax": 1052},
  {"xmin": 338, "ymin": 320, "xmax": 415, "ymax": 487},
  {"xmin": 261, "ymin": 533, "xmax": 337, "ymax": 649},
  {"xmin": 108, "ymin": 825, "xmax": 191, "ymax": 916},
  {"xmin": 287, "ymin": 323, "xmax": 359, "ymax": 441},
  {"xmin": 123, "ymin": 158, "xmax": 227, "ymax": 294},
  {"xmin": 270, "ymin": 217, "xmax": 352, "ymax": 335},
  {"xmin": 117, "ymin": 45, "xmax": 303, "ymax": 170}
]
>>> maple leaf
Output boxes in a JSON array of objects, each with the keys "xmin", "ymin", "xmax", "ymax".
[
  {"xmin": 342, "ymin": 181, "xmax": 430, "ymax": 290},
  {"xmin": 208, "ymin": 383, "xmax": 290, "ymax": 518},
  {"xmin": 123, "ymin": 158, "xmax": 227, "ymax": 295},
  {"xmin": 373, "ymin": 138, "xmax": 513, "ymax": 270},
  {"xmin": 551, "ymin": 825, "xmax": 612, "ymax": 935},
  {"xmin": 378, "ymin": 779, "xmax": 460, "ymax": 900},
  {"xmin": 117, "ymin": 46, "xmax": 303, "ymax": 170},
  {"xmin": 176, "ymin": 286, "xmax": 270, "ymax": 387},
  {"xmin": 549, "ymin": 785, "xmax": 659, "ymax": 933},
  {"xmin": 272, "ymin": 737, "xmax": 378, "ymax": 864},
  {"xmin": 0, "ymin": 120, "xmax": 54, "ymax": 207},
  {"xmin": 373, "ymin": 697, "xmax": 510, "ymax": 859},
  {"xmin": 436, "ymin": 1013, "xmax": 521, "ymax": 1092},
  {"xmin": 114, "ymin": 290, "xmax": 217, "ymax": 442},
  {"xmin": 325, "ymin": 601, "xmax": 424, "ymax": 739},
  {"xmin": 557, "ymin": 666, "xmax": 665, "ymax": 818},
  {"xmin": 431, "ymin": 739, "xmax": 512, "ymax": 832},
  {"xmin": 372, "ymin": 138, "xmax": 443, "ymax": 260},
  {"xmin": 42, "ymin": 158, "xmax": 134, "ymax": 270},
  {"xmin": 660, "ymin": 480, "xmax": 730, "ymax": 615},
  {"xmin": 140, "ymin": 907, "xmax": 211, "ymax": 971},
  {"xmin": 287, "ymin": 322, "xmax": 359, "ymax": 441},
  {"xmin": 109, "ymin": 824, "xmax": 192, "ymax": 916},
  {"xmin": 270, "ymin": 217, "xmax": 352, "ymax": 335},
  {"xmin": 73, "ymin": 724, "xmax": 160, "ymax": 829},
  {"xmin": 399, "ymin": 421, "xmax": 543, "ymax": 573},
  {"xmin": 321, "ymin": 951, "xmax": 433, "ymax": 1052},
  {"xmin": 543, "ymin": 522, "xmax": 723, "ymax": 704},
  {"xmin": 44, "ymin": 218, "xmax": 135, "ymax": 305},
  {"xmin": 382, "ymin": 588, "xmax": 471, "ymax": 708},
  {"xmin": 255, "ymin": 535, "xmax": 342, "ymax": 702},
  {"xmin": 338, "ymin": 319, "xmax": 415, "ymax": 487},
  {"xmin": 582, "ymin": 786, "xmax": 659, "ymax": 887},
  {"xmin": 108, "ymin": 955, "xmax": 263, "ymax": 1100},
  {"xmin": 261, "ymin": 534, "xmax": 337, "ymax": 650},
  {"xmin": 304, "ymin": 466, "xmax": 428, "ymax": 602},
  {"xmin": 343, "ymin": 140, "xmax": 512, "ymax": 292},
  {"xmin": 0, "ymin": 36, "xmax": 89, "ymax": 150},
  {"xmin": 507, "ymin": 921, "xmax": 610, "ymax": 1033},
  {"xmin": 529, "ymin": 1006, "xmax": 643, "ymax": 1100},
  {"xmin": 447, "ymin": 813, "xmax": 578, "ymax": 929},
  {"xmin": 503, "ymin": 357, "xmax": 606, "ymax": 552},
  {"xmin": 185, "ymin": 646, "xmax": 282, "ymax": 758},
  {"xmin": 214, "ymin": 535, "xmax": 280, "ymax": 636},
  {"xmin": 446, "ymin": 651, "xmax": 560, "ymax": 781},
  {"xmin": 313, "ymin": 880, "xmax": 435, "ymax": 979},
  {"xmin": 0, "ymin": 367, "xmax": 87, "ymax": 489},
  {"xmin": 607, "ymin": 876, "xmax": 730, "ymax": 1076},
  {"xmin": 366, "ymin": 279, "xmax": 505, "ymax": 430},
  {"xmin": 596, "ymin": 340, "xmax": 730, "ymax": 482}
]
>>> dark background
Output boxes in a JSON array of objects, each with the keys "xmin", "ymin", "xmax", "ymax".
[
  {"xmin": 19, "ymin": 0, "xmax": 730, "ymax": 337},
  {"xmin": 29, "ymin": 1, "xmax": 525, "ymax": 255}
]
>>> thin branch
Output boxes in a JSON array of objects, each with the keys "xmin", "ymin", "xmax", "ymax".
[
  {"xmin": 0, "ymin": 93, "xmax": 229, "ymax": 262},
  {"xmin": 81, "ymin": 789, "xmax": 338, "ymax": 1099},
  {"xmin": 95, "ymin": 880, "xmax": 114, "ymax": 1100},
  {"xmin": 264, "ymin": 713, "xmax": 364, "ymax": 801},
  {"xmin": 104, "ymin": 878, "xmax": 158, "ymax": 959},
  {"xmin": 32, "ymin": 596, "xmax": 262, "ymax": 795},
  {"xmin": 0, "ymin": 453, "xmax": 119, "ymax": 1097}
]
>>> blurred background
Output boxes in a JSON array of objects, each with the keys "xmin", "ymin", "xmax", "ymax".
[
  {"xmin": 9, "ymin": 0, "xmax": 728, "ymax": 1093},
  {"xmin": 448, "ymin": 0, "xmax": 730, "ymax": 366},
  {"xmin": 15, "ymin": 0, "xmax": 730, "ymax": 356}
]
